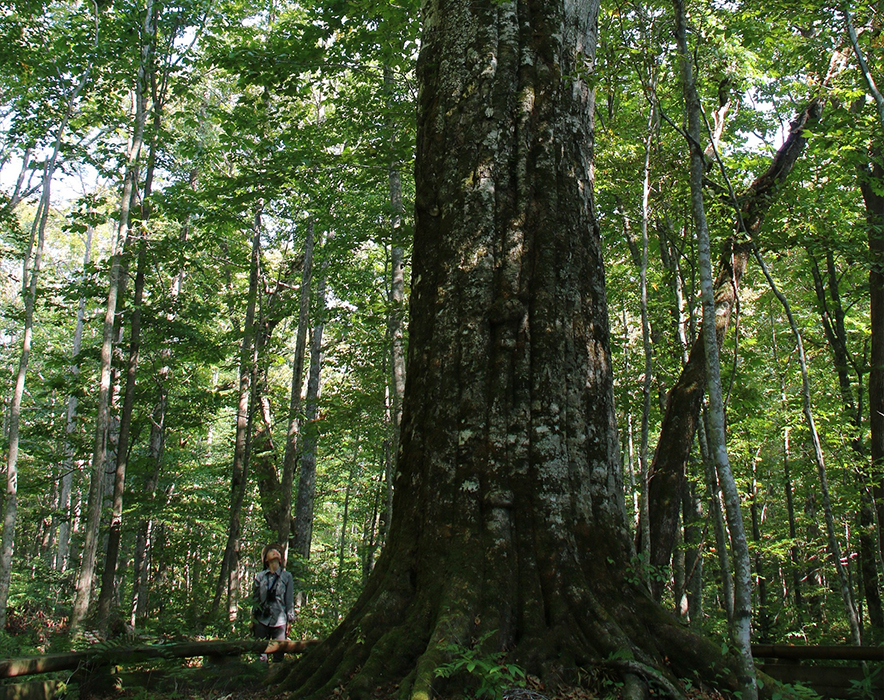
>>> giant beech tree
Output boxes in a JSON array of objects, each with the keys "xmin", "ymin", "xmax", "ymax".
[{"xmin": 282, "ymin": 0, "xmax": 743, "ymax": 697}]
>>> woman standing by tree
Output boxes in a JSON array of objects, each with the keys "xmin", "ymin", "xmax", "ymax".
[{"xmin": 252, "ymin": 545, "xmax": 295, "ymax": 662}]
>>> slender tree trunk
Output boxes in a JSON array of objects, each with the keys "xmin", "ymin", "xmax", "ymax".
[
  {"xmin": 682, "ymin": 478, "xmax": 704, "ymax": 625},
  {"xmin": 639, "ymin": 101, "xmax": 656, "ymax": 592},
  {"xmin": 334, "ymin": 452, "xmax": 357, "ymax": 620},
  {"xmin": 0, "ymin": 162, "xmax": 53, "ymax": 629},
  {"xmin": 861, "ymin": 156, "xmax": 884, "ymax": 638},
  {"xmin": 809, "ymin": 250, "xmax": 883, "ymax": 634},
  {"xmin": 753, "ymin": 248, "xmax": 862, "ymax": 644},
  {"xmin": 278, "ymin": 222, "xmax": 315, "ymax": 555},
  {"xmin": 674, "ymin": 2, "xmax": 755, "ymax": 693},
  {"xmin": 621, "ymin": 306, "xmax": 639, "ymax": 529},
  {"xmin": 131, "ymin": 172, "xmax": 192, "ymax": 628},
  {"xmin": 382, "ymin": 61, "xmax": 409, "ymax": 544},
  {"xmin": 783, "ymin": 429, "xmax": 802, "ymax": 613},
  {"xmin": 292, "ymin": 261, "xmax": 327, "ymax": 560},
  {"xmin": 69, "ymin": 22, "xmax": 150, "ymax": 627},
  {"xmin": 844, "ymin": 3, "xmax": 884, "ymax": 638},
  {"xmin": 645, "ymin": 95, "xmax": 825, "ymax": 573},
  {"xmin": 0, "ymin": 59, "xmax": 92, "ymax": 626},
  {"xmin": 771, "ymin": 313, "xmax": 803, "ymax": 616},
  {"xmin": 386, "ymin": 167, "xmax": 407, "ymax": 543},
  {"xmin": 750, "ymin": 450, "xmax": 770, "ymax": 641},
  {"xmin": 97, "ymin": 10, "xmax": 161, "ymax": 625},
  {"xmin": 71, "ymin": 191, "xmax": 139, "ymax": 633},
  {"xmin": 211, "ymin": 208, "xmax": 262, "ymax": 622},
  {"xmin": 95, "ymin": 224, "xmax": 147, "ymax": 632},
  {"xmin": 3, "ymin": 148, "xmax": 33, "ymax": 213},
  {"xmin": 56, "ymin": 223, "xmax": 94, "ymax": 574}
]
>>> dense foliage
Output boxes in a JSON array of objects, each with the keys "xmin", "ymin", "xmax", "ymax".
[{"xmin": 0, "ymin": 0, "xmax": 881, "ymax": 673}]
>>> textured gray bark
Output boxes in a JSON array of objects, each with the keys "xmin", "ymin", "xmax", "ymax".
[{"xmin": 283, "ymin": 0, "xmax": 741, "ymax": 697}]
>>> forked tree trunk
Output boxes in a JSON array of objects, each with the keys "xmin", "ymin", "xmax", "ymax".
[
  {"xmin": 251, "ymin": 251, "xmax": 302, "ymax": 533},
  {"xmin": 644, "ymin": 95, "xmax": 825, "ymax": 576},
  {"xmin": 282, "ymin": 0, "xmax": 742, "ymax": 697}
]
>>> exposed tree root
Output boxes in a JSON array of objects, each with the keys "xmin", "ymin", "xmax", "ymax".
[{"xmin": 280, "ymin": 553, "xmax": 748, "ymax": 700}]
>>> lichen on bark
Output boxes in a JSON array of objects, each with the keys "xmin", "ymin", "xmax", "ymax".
[{"xmin": 279, "ymin": 0, "xmax": 750, "ymax": 697}]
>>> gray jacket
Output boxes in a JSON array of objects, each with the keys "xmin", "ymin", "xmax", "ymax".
[{"xmin": 252, "ymin": 567, "xmax": 295, "ymax": 628}]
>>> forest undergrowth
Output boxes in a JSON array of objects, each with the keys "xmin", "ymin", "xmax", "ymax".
[{"xmin": 0, "ymin": 610, "xmax": 741, "ymax": 700}]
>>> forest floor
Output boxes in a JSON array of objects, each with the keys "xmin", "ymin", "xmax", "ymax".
[{"xmin": 72, "ymin": 658, "xmax": 727, "ymax": 700}]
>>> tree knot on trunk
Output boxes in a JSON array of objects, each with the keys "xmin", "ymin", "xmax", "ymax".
[{"xmin": 484, "ymin": 489, "xmax": 514, "ymax": 509}]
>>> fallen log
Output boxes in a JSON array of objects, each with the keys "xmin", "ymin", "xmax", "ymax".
[
  {"xmin": 0, "ymin": 639, "xmax": 318, "ymax": 679},
  {"xmin": 751, "ymin": 644, "xmax": 884, "ymax": 662}
]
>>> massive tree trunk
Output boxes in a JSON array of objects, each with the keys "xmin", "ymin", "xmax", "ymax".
[
  {"xmin": 282, "ymin": 1, "xmax": 741, "ymax": 697},
  {"xmin": 644, "ymin": 96, "xmax": 824, "ymax": 576}
]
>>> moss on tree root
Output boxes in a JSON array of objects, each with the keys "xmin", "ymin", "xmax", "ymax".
[{"xmin": 280, "ymin": 569, "xmax": 750, "ymax": 700}]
